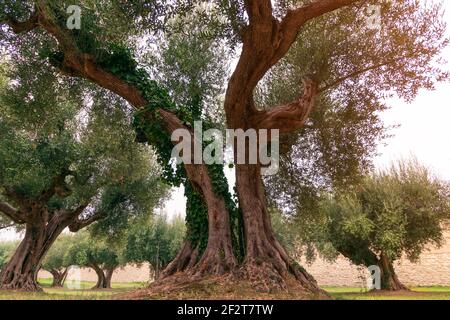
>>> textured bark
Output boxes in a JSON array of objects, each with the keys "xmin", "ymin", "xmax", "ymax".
[
  {"xmin": 90, "ymin": 264, "xmax": 106, "ymax": 289},
  {"xmin": 20, "ymin": 4, "xmax": 238, "ymax": 279},
  {"xmin": 49, "ymin": 268, "xmax": 68, "ymax": 287},
  {"xmin": 158, "ymin": 112, "xmax": 237, "ymax": 277},
  {"xmin": 236, "ymin": 164, "xmax": 321, "ymax": 292},
  {"xmin": 0, "ymin": 210, "xmax": 69, "ymax": 291},
  {"xmin": 104, "ymin": 267, "xmax": 116, "ymax": 289},
  {"xmin": 0, "ymin": 199, "xmax": 93, "ymax": 291},
  {"xmin": 377, "ymin": 253, "xmax": 409, "ymax": 291}
]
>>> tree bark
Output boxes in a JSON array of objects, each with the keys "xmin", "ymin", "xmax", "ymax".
[
  {"xmin": 49, "ymin": 268, "xmax": 68, "ymax": 287},
  {"xmin": 104, "ymin": 267, "xmax": 116, "ymax": 289},
  {"xmin": 157, "ymin": 113, "xmax": 237, "ymax": 278},
  {"xmin": 377, "ymin": 253, "xmax": 409, "ymax": 291},
  {"xmin": 90, "ymin": 264, "xmax": 106, "ymax": 289},
  {"xmin": 235, "ymin": 164, "xmax": 321, "ymax": 292},
  {"xmin": 0, "ymin": 209, "xmax": 70, "ymax": 292}
]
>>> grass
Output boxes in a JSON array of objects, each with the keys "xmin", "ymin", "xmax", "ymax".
[
  {"xmin": 0, "ymin": 278, "xmax": 145, "ymax": 300},
  {"xmin": 324, "ymin": 286, "xmax": 450, "ymax": 300},
  {"xmin": 0, "ymin": 280, "xmax": 449, "ymax": 300}
]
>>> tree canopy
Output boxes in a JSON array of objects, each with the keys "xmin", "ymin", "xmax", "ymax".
[
  {"xmin": 124, "ymin": 214, "xmax": 186, "ymax": 279},
  {"xmin": 1, "ymin": 0, "xmax": 448, "ymax": 295},
  {"xmin": 319, "ymin": 160, "xmax": 450, "ymax": 290}
]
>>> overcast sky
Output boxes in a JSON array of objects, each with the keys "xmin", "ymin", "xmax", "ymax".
[
  {"xmin": 1, "ymin": 2, "xmax": 450, "ymax": 241},
  {"xmin": 374, "ymin": 2, "xmax": 450, "ymax": 179}
]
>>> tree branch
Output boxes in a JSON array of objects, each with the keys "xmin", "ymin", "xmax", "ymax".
[
  {"xmin": 274, "ymin": 0, "xmax": 361, "ymax": 65},
  {"xmin": 0, "ymin": 223, "xmax": 15, "ymax": 231},
  {"xmin": 3, "ymin": 10, "xmax": 39, "ymax": 34},
  {"xmin": 0, "ymin": 201, "xmax": 27, "ymax": 224},
  {"xmin": 249, "ymin": 77, "xmax": 318, "ymax": 133},
  {"xmin": 318, "ymin": 55, "xmax": 414, "ymax": 93},
  {"xmin": 244, "ymin": 0, "xmax": 273, "ymax": 23},
  {"xmin": 8, "ymin": 3, "xmax": 191, "ymax": 137},
  {"xmin": 68, "ymin": 209, "xmax": 103, "ymax": 233},
  {"xmin": 225, "ymin": 0, "xmax": 361, "ymax": 128}
]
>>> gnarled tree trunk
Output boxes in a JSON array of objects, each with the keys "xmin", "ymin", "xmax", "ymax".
[
  {"xmin": 0, "ymin": 211, "xmax": 70, "ymax": 292},
  {"xmin": 104, "ymin": 267, "xmax": 116, "ymax": 289},
  {"xmin": 158, "ymin": 112, "xmax": 237, "ymax": 278},
  {"xmin": 377, "ymin": 253, "xmax": 409, "ymax": 291},
  {"xmin": 90, "ymin": 264, "xmax": 106, "ymax": 289},
  {"xmin": 236, "ymin": 164, "xmax": 320, "ymax": 292},
  {"xmin": 49, "ymin": 268, "xmax": 68, "ymax": 287}
]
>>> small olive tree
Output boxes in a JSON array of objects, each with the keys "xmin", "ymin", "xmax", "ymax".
[
  {"xmin": 320, "ymin": 160, "xmax": 450, "ymax": 290},
  {"xmin": 0, "ymin": 241, "xmax": 16, "ymax": 271},
  {"xmin": 64, "ymin": 232, "xmax": 122, "ymax": 290},
  {"xmin": 124, "ymin": 215, "xmax": 185, "ymax": 281},
  {"xmin": 41, "ymin": 235, "xmax": 73, "ymax": 287}
]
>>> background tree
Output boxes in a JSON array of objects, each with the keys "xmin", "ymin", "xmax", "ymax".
[
  {"xmin": 41, "ymin": 235, "xmax": 72, "ymax": 287},
  {"xmin": 319, "ymin": 160, "xmax": 450, "ymax": 290},
  {"xmin": 0, "ymin": 58, "xmax": 167, "ymax": 291},
  {"xmin": 64, "ymin": 232, "xmax": 123, "ymax": 289},
  {"xmin": 124, "ymin": 215, "xmax": 186, "ymax": 280},
  {"xmin": 1, "ymin": 0, "xmax": 448, "ymax": 293},
  {"xmin": 0, "ymin": 241, "xmax": 16, "ymax": 271}
]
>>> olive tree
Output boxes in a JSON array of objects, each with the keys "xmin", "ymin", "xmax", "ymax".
[
  {"xmin": 319, "ymin": 160, "xmax": 450, "ymax": 290},
  {"xmin": 0, "ymin": 58, "xmax": 166, "ymax": 291},
  {"xmin": 124, "ymin": 215, "xmax": 186, "ymax": 280},
  {"xmin": 41, "ymin": 235, "xmax": 72, "ymax": 287},
  {"xmin": 64, "ymin": 232, "xmax": 122, "ymax": 289},
  {"xmin": 1, "ymin": 0, "xmax": 448, "ymax": 293}
]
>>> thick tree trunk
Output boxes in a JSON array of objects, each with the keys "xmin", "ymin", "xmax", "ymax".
[
  {"xmin": 49, "ymin": 271, "xmax": 61, "ymax": 287},
  {"xmin": 49, "ymin": 268, "xmax": 68, "ymax": 287},
  {"xmin": 235, "ymin": 164, "xmax": 321, "ymax": 292},
  {"xmin": 377, "ymin": 253, "xmax": 409, "ymax": 291},
  {"xmin": 104, "ymin": 267, "xmax": 116, "ymax": 289},
  {"xmin": 159, "ymin": 112, "xmax": 237, "ymax": 278},
  {"xmin": 0, "ymin": 213, "xmax": 68, "ymax": 292},
  {"xmin": 90, "ymin": 264, "xmax": 106, "ymax": 289}
]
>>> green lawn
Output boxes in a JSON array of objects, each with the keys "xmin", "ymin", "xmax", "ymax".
[
  {"xmin": 0, "ymin": 281, "xmax": 449, "ymax": 300},
  {"xmin": 0, "ymin": 279, "xmax": 145, "ymax": 300},
  {"xmin": 324, "ymin": 286, "xmax": 450, "ymax": 300}
]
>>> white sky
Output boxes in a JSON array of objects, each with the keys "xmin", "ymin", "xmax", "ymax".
[
  {"xmin": 374, "ymin": 2, "xmax": 450, "ymax": 179},
  {"xmin": 1, "ymin": 2, "xmax": 450, "ymax": 240}
]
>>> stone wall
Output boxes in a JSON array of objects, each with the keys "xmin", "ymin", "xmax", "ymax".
[
  {"xmin": 39, "ymin": 263, "xmax": 152, "ymax": 284},
  {"xmin": 300, "ymin": 226, "xmax": 450, "ymax": 287}
]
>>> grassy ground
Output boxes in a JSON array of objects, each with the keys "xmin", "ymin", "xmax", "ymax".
[
  {"xmin": 325, "ymin": 286, "xmax": 450, "ymax": 300},
  {"xmin": 0, "ymin": 279, "xmax": 449, "ymax": 300},
  {"xmin": 0, "ymin": 279, "xmax": 145, "ymax": 300}
]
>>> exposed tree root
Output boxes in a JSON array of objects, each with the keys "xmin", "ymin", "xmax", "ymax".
[
  {"xmin": 0, "ymin": 272, "xmax": 42, "ymax": 292},
  {"xmin": 116, "ymin": 273, "xmax": 329, "ymax": 300}
]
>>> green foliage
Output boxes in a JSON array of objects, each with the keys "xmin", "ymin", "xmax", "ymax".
[
  {"xmin": 263, "ymin": 0, "xmax": 449, "ymax": 216},
  {"xmin": 320, "ymin": 159, "xmax": 450, "ymax": 266},
  {"xmin": 64, "ymin": 232, "xmax": 121, "ymax": 269},
  {"xmin": 124, "ymin": 215, "xmax": 186, "ymax": 270},
  {"xmin": 0, "ymin": 241, "xmax": 17, "ymax": 270},
  {"xmin": 0, "ymin": 58, "xmax": 166, "ymax": 229},
  {"xmin": 44, "ymin": 13, "xmax": 244, "ymax": 255},
  {"xmin": 42, "ymin": 235, "xmax": 72, "ymax": 272},
  {"xmin": 88, "ymin": 175, "xmax": 169, "ymax": 245}
]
